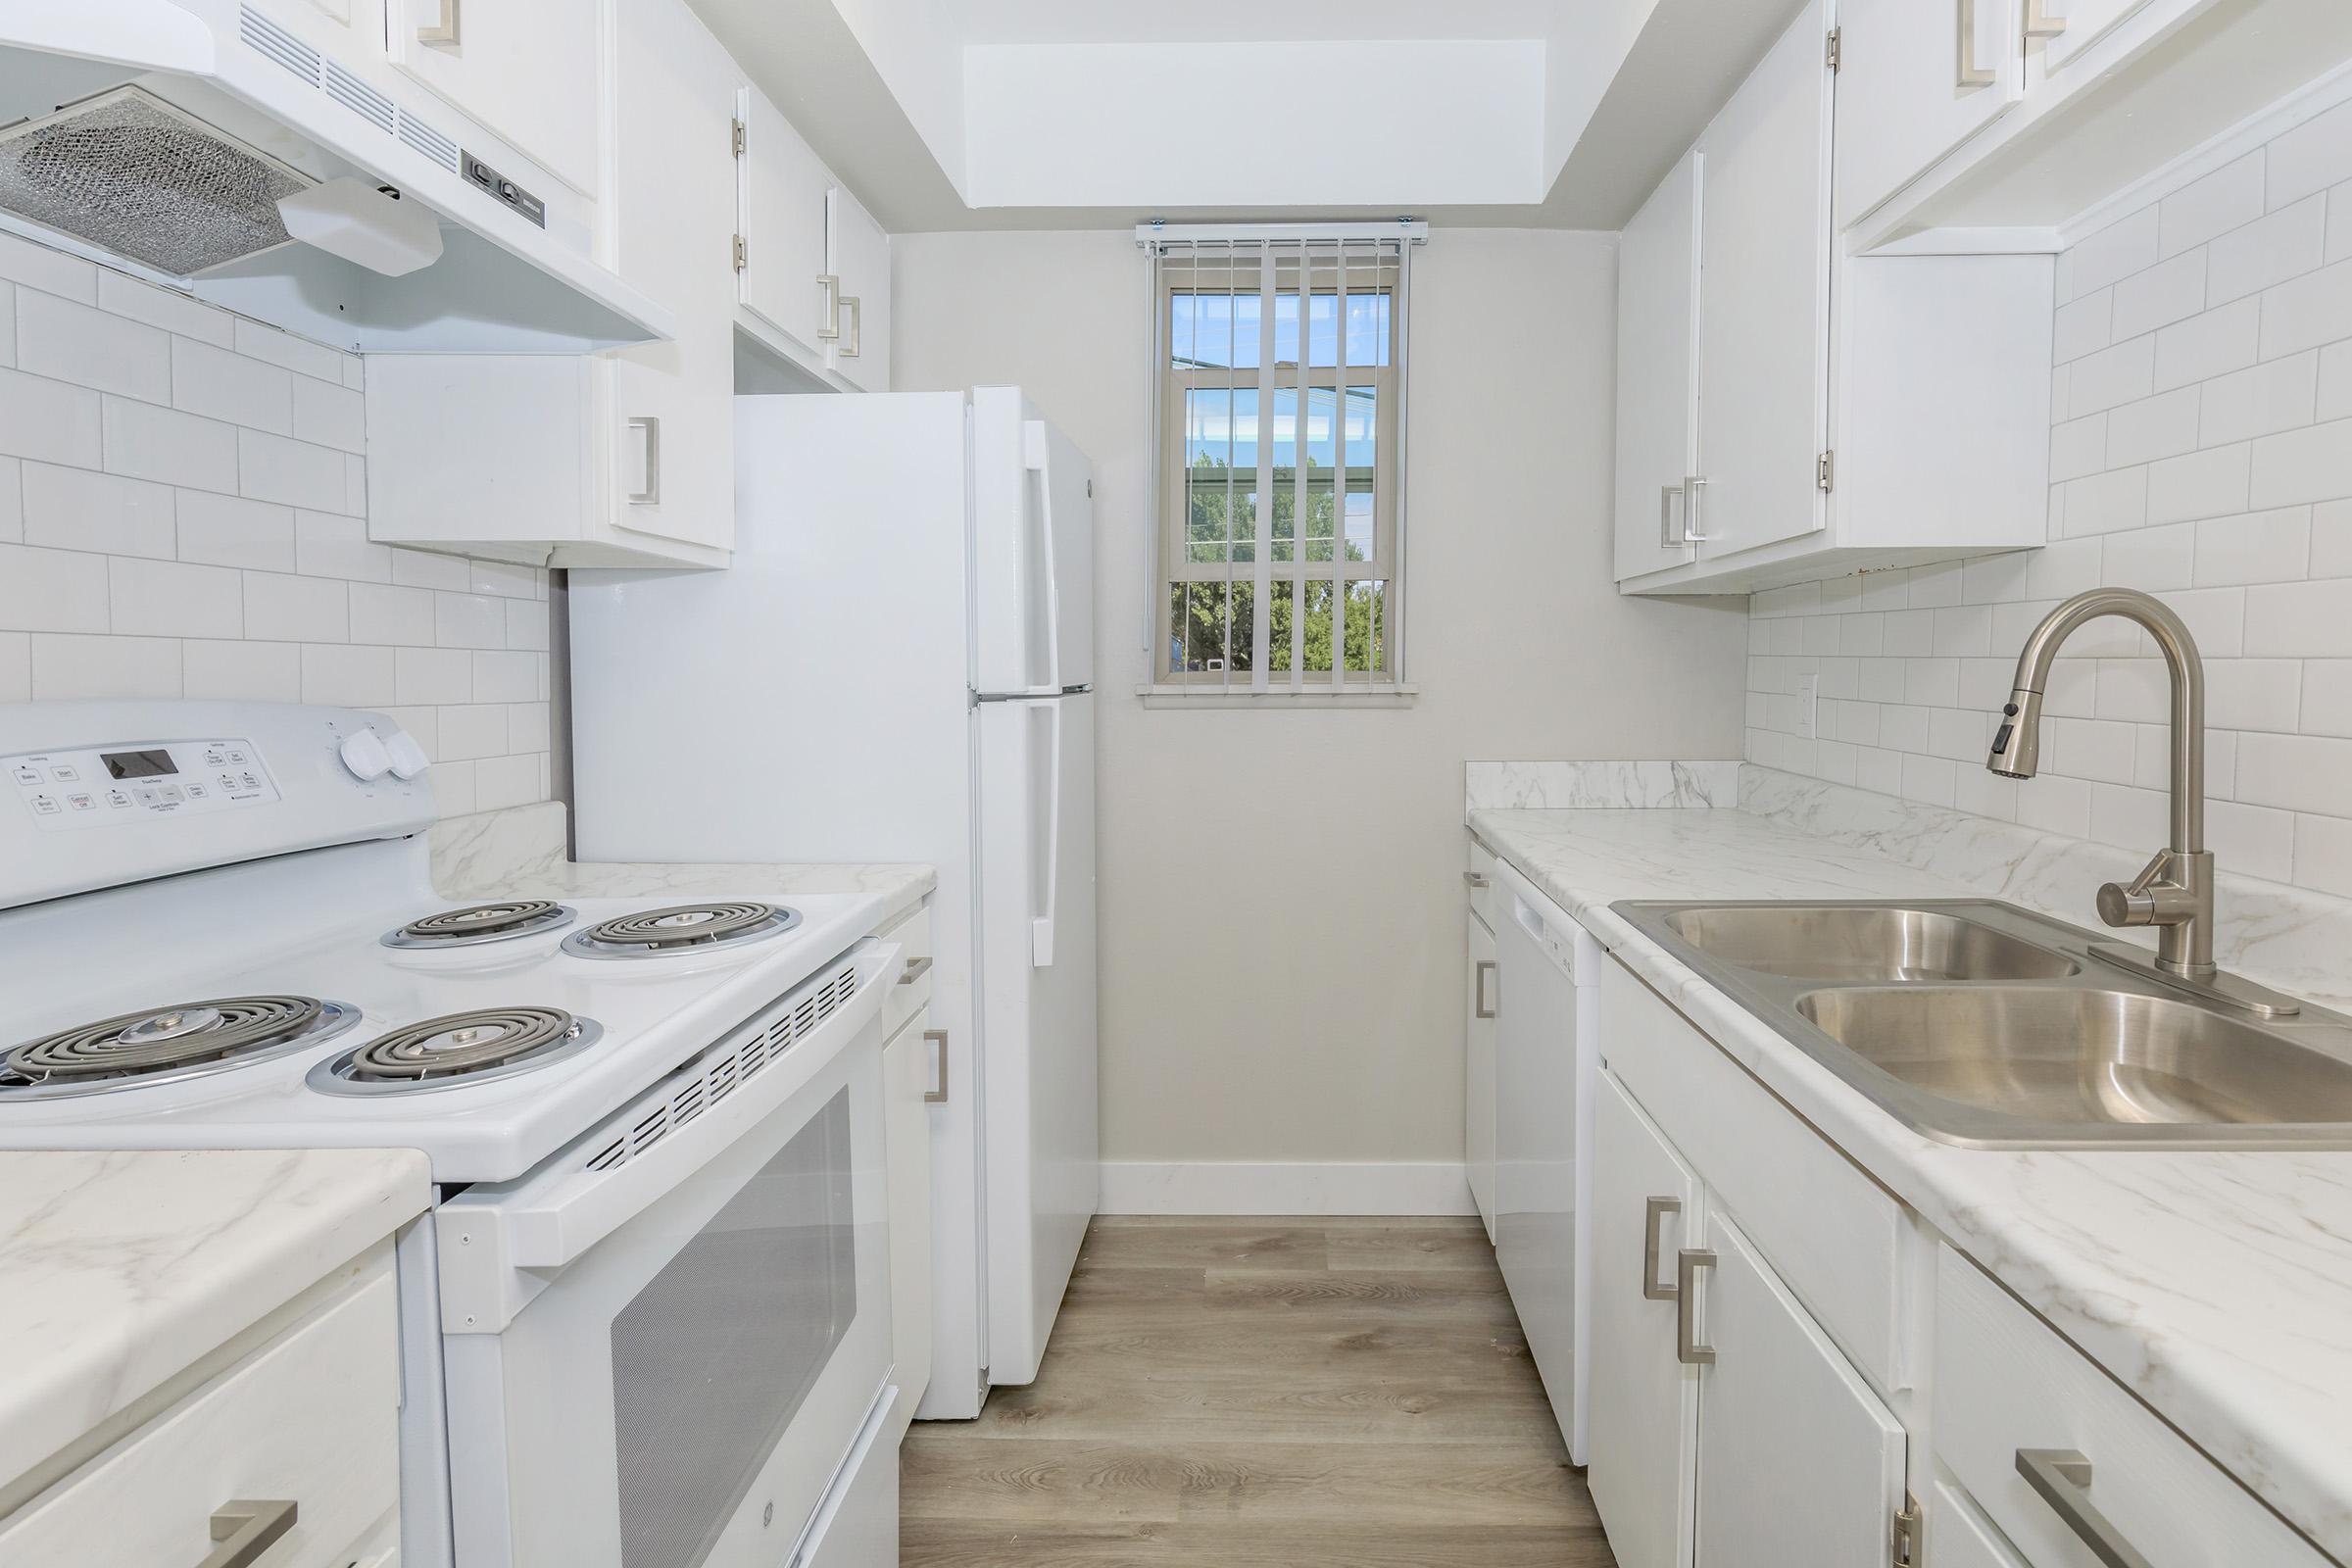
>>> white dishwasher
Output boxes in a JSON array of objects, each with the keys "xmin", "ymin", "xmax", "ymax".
[{"xmin": 1491, "ymin": 860, "xmax": 1602, "ymax": 1465}]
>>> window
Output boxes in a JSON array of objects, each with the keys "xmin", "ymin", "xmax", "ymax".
[{"xmin": 1146, "ymin": 229, "xmax": 1419, "ymax": 696}]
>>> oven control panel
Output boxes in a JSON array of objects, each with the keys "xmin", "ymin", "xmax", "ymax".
[{"xmin": 8, "ymin": 738, "xmax": 281, "ymax": 830}]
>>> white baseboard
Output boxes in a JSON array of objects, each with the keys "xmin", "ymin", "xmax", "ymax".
[{"xmin": 1098, "ymin": 1161, "xmax": 1475, "ymax": 1217}]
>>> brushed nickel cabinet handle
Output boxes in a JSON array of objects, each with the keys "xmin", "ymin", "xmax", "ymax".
[
  {"xmin": 200, "ymin": 1500, "xmax": 297, "ymax": 1568},
  {"xmin": 898, "ymin": 955, "xmax": 934, "ymax": 986},
  {"xmin": 1474, "ymin": 959, "xmax": 1497, "ymax": 1020},
  {"xmin": 416, "ymin": 0, "xmax": 458, "ymax": 44},
  {"xmin": 2016, "ymin": 1449, "xmax": 2154, "ymax": 1568},
  {"xmin": 1642, "ymin": 1197, "xmax": 1681, "ymax": 1301},
  {"xmin": 924, "ymin": 1029, "xmax": 949, "ymax": 1103},
  {"xmin": 1682, "ymin": 475, "xmax": 1712, "ymax": 542},
  {"xmin": 1659, "ymin": 483, "xmax": 1687, "ymax": 548},
  {"xmin": 840, "ymin": 296, "xmax": 862, "ymax": 359},
  {"xmin": 1959, "ymin": 0, "xmax": 2003, "ymax": 84},
  {"xmin": 1676, "ymin": 1248, "xmax": 1716, "ymax": 1365},
  {"xmin": 1462, "ymin": 870, "xmax": 1491, "ymax": 890},
  {"xmin": 816, "ymin": 274, "xmax": 843, "ymax": 342},
  {"xmin": 2024, "ymin": 0, "xmax": 2068, "ymax": 38},
  {"xmin": 625, "ymin": 416, "xmax": 661, "ymax": 505}
]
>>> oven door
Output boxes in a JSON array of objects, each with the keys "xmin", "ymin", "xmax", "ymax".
[{"xmin": 437, "ymin": 942, "xmax": 899, "ymax": 1568}]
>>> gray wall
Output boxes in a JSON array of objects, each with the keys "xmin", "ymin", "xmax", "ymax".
[{"xmin": 895, "ymin": 227, "xmax": 1749, "ymax": 1169}]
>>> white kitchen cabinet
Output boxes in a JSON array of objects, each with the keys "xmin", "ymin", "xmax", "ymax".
[
  {"xmin": 824, "ymin": 183, "xmax": 892, "ymax": 393},
  {"xmin": 1690, "ymin": 1211, "xmax": 1907, "ymax": 1567},
  {"xmin": 1614, "ymin": 147, "xmax": 1702, "ymax": 579},
  {"xmin": 883, "ymin": 1004, "xmax": 936, "ymax": 1438},
  {"xmin": 1835, "ymin": 0, "xmax": 2025, "ymax": 225},
  {"xmin": 385, "ymin": 0, "xmax": 604, "ymax": 199},
  {"xmin": 1930, "ymin": 1476, "xmax": 2031, "ymax": 1568},
  {"xmin": 1465, "ymin": 900, "xmax": 1497, "ymax": 1241},
  {"xmin": 1586, "ymin": 1069, "xmax": 1701, "ymax": 1568},
  {"xmin": 0, "ymin": 1246, "xmax": 402, "ymax": 1568},
  {"xmin": 737, "ymin": 83, "xmax": 836, "ymax": 360},
  {"xmin": 1690, "ymin": 0, "xmax": 1836, "ymax": 567},
  {"xmin": 2032, "ymin": 0, "xmax": 2160, "ymax": 75},
  {"xmin": 365, "ymin": 0, "xmax": 739, "ymax": 568}
]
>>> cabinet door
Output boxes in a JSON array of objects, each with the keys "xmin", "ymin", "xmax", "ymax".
[
  {"xmin": 826, "ymin": 183, "xmax": 892, "ymax": 392},
  {"xmin": 1586, "ymin": 1069, "xmax": 1702, "ymax": 1568},
  {"xmin": 738, "ymin": 86, "xmax": 834, "ymax": 356},
  {"xmin": 605, "ymin": 0, "xmax": 738, "ymax": 552},
  {"xmin": 387, "ymin": 0, "xmax": 603, "ymax": 198},
  {"xmin": 1692, "ymin": 1211, "xmax": 1906, "ymax": 1568},
  {"xmin": 1836, "ymin": 0, "xmax": 2025, "ymax": 224},
  {"xmin": 1929, "ymin": 1477, "xmax": 2030, "ymax": 1568},
  {"xmin": 1695, "ymin": 0, "xmax": 1834, "ymax": 563},
  {"xmin": 1616, "ymin": 148, "xmax": 1702, "ymax": 581},
  {"xmin": 1465, "ymin": 910, "xmax": 1497, "ymax": 1240},
  {"xmin": 883, "ymin": 1008, "xmax": 935, "ymax": 1430}
]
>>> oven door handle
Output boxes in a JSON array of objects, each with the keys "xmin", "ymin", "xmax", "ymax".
[{"xmin": 442, "ymin": 941, "xmax": 900, "ymax": 1309}]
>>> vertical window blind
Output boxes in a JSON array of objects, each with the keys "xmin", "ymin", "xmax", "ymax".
[{"xmin": 1144, "ymin": 225, "xmax": 1422, "ymax": 694}]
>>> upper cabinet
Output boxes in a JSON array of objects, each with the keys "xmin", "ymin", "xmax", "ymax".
[
  {"xmin": 1834, "ymin": 0, "xmax": 2024, "ymax": 237},
  {"xmin": 734, "ymin": 89, "xmax": 894, "ymax": 391},
  {"xmin": 1615, "ymin": 0, "xmax": 2055, "ymax": 595},
  {"xmin": 383, "ymin": 0, "xmax": 605, "ymax": 200}
]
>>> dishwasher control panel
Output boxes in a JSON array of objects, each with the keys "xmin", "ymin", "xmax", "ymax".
[{"xmin": 8, "ymin": 738, "xmax": 280, "ymax": 830}]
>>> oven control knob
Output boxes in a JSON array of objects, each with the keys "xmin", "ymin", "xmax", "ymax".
[
  {"xmin": 383, "ymin": 730, "xmax": 430, "ymax": 780},
  {"xmin": 339, "ymin": 729, "xmax": 392, "ymax": 781}
]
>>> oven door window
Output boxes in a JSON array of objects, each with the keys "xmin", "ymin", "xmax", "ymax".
[{"xmin": 609, "ymin": 1087, "xmax": 858, "ymax": 1568}]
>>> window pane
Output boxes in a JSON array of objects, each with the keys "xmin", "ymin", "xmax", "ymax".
[
  {"xmin": 1170, "ymin": 290, "xmax": 1262, "ymax": 368},
  {"xmin": 1168, "ymin": 580, "xmax": 1260, "ymax": 675},
  {"xmin": 1303, "ymin": 290, "xmax": 1391, "ymax": 367},
  {"xmin": 1267, "ymin": 579, "xmax": 1295, "ymax": 672},
  {"xmin": 1346, "ymin": 579, "xmax": 1388, "ymax": 673}
]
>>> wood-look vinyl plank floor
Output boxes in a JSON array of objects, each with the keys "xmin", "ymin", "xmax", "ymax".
[{"xmin": 902, "ymin": 1216, "xmax": 1616, "ymax": 1567}]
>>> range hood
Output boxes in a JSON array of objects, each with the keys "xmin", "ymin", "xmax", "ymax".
[{"xmin": 0, "ymin": 1, "xmax": 673, "ymax": 353}]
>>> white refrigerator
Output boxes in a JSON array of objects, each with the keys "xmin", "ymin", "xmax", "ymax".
[{"xmin": 567, "ymin": 386, "xmax": 1099, "ymax": 1418}]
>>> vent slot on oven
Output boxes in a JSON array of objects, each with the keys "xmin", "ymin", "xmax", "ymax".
[{"xmin": 580, "ymin": 960, "xmax": 861, "ymax": 1175}]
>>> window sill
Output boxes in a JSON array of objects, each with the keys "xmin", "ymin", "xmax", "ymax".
[{"xmin": 1136, "ymin": 682, "xmax": 1420, "ymax": 710}]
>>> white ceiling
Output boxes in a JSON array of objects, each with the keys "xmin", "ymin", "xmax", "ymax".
[{"xmin": 691, "ymin": 0, "xmax": 1807, "ymax": 232}]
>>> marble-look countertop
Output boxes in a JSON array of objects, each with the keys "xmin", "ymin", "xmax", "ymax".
[
  {"xmin": 429, "ymin": 802, "xmax": 935, "ymax": 926},
  {"xmin": 1469, "ymin": 801, "xmax": 2352, "ymax": 1561},
  {"xmin": 0, "ymin": 1148, "xmax": 429, "ymax": 1498}
]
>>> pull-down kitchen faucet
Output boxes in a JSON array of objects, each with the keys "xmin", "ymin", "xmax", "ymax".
[{"xmin": 1986, "ymin": 587, "xmax": 2301, "ymax": 1016}]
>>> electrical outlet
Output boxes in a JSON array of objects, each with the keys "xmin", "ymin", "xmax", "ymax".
[{"xmin": 1796, "ymin": 672, "xmax": 1820, "ymax": 739}]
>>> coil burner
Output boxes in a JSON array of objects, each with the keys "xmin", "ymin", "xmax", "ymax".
[
  {"xmin": 309, "ymin": 1007, "xmax": 604, "ymax": 1095},
  {"xmin": 561, "ymin": 902, "xmax": 801, "ymax": 960},
  {"xmin": 1, "ymin": 996, "xmax": 360, "ymax": 1100},
  {"xmin": 382, "ymin": 901, "xmax": 576, "ymax": 949}
]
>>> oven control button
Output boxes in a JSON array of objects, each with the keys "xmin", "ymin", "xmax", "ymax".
[
  {"xmin": 204, "ymin": 747, "xmax": 225, "ymax": 765},
  {"xmin": 182, "ymin": 781, "xmax": 208, "ymax": 801},
  {"xmin": 12, "ymin": 765, "xmax": 40, "ymax": 786},
  {"xmin": 66, "ymin": 792, "xmax": 95, "ymax": 811},
  {"xmin": 338, "ymin": 730, "xmax": 392, "ymax": 782},
  {"xmin": 106, "ymin": 788, "xmax": 132, "ymax": 808},
  {"xmin": 384, "ymin": 731, "xmax": 430, "ymax": 780},
  {"xmin": 48, "ymin": 763, "xmax": 78, "ymax": 783},
  {"xmin": 29, "ymin": 794, "xmax": 59, "ymax": 815}
]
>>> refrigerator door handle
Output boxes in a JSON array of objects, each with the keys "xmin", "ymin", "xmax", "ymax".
[
  {"xmin": 1023, "ymin": 418, "xmax": 1063, "ymax": 695},
  {"xmin": 1032, "ymin": 696, "xmax": 1062, "ymax": 968}
]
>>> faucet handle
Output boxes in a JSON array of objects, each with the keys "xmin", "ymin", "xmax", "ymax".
[{"xmin": 2097, "ymin": 849, "xmax": 2197, "ymax": 929}]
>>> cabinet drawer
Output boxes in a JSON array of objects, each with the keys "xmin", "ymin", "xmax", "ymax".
[
  {"xmin": 0, "ymin": 1253, "xmax": 401, "ymax": 1568},
  {"xmin": 1465, "ymin": 836, "xmax": 1497, "ymax": 930},
  {"xmin": 878, "ymin": 901, "xmax": 934, "ymax": 1039},
  {"xmin": 1930, "ymin": 1475, "xmax": 2029, "ymax": 1568},
  {"xmin": 1600, "ymin": 961, "xmax": 1904, "ymax": 1393},
  {"xmin": 1933, "ymin": 1245, "xmax": 2325, "ymax": 1568}
]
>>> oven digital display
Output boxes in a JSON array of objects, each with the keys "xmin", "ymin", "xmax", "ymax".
[{"xmin": 102, "ymin": 749, "xmax": 178, "ymax": 780}]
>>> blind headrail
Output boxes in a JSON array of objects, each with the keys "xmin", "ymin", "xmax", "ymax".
[{"xmin": 1136, "ymin": 220, "xmax": 1430, "ymax": 250}]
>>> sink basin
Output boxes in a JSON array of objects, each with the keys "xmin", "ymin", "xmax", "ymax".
[
  {"xmin": 1796, "ymin": 986, "xmax": 2352, "ymax": 1129},
  {"xmin": 1662, "ymin": 906, "xmax": 2078, "ymax": 983}
]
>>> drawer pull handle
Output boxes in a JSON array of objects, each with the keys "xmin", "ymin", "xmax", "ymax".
[
  {"xmin": 1474, "ymin": 959, "xmax": 1497, "ymax": 1020},
  {"xmin": 1642, "ymin": 1196, "xmax": 1681, "ymax": 1301},
  {"xmin": 898, "ymin": 955, "xmax": 934, "ymax": 986},
  {"xmin": 924, "ymin": 1029, "xmax": 950, "ymax": 1103},
  {"xmin": 2016, "ymin": 1449, "xmax": 2154, "ymax": 1568},
  {"xmin": 200, "ymin": 1500, "xmax": 297, "ymax": 1568},
  {"xmin": 1675, "ymin": 1248, "xmax": 1716, "ymax": 1365}
]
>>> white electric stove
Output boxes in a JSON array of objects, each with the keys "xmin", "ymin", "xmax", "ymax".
[{"xmin": 0, "ymin": 700, "xmax": 906, "ymax": 1568}]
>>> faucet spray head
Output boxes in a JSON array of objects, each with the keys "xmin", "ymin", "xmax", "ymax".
[{"xmin": 1987, "ymin": 688, "xmax": 2043, "ymax": 780}]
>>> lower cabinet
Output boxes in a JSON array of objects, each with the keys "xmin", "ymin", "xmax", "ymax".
[
  {"xmin": 882, "ymin": 1004, "xmax": 936, "ymax": 1437},
  {"xmin": 1590, "ymin": 1067, "xmax": 1905, "ymax": 1568},
  {"xmin": 1465, "ymin": 905, "xmax": 1497, "ymax": 1240}
]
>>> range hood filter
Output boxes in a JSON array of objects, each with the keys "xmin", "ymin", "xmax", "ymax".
[{"xmin": 0, "ymin": 85, "xmax": 315, "ymax": 277}]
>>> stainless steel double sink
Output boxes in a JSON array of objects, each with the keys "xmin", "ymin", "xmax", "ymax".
[{"xmin": 1610, "ymin": 900, "xmax": 2352, "ymax": 1149}]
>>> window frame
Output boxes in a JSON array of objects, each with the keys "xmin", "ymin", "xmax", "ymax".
[{"xmin": 1143, "ymin": 228, "xmax": 1421, "ymax": 698}]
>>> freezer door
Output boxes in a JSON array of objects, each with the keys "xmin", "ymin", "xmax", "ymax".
[
  {"xmin": 973, "ymin": 689, "xmax": 1099, "ymax": 1384},
  {"xmin": 972, "ymin": 389, "xmax": 1095, "ymax": 695}
]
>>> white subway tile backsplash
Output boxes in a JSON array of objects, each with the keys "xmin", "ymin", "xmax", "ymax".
[
  {"xmin": 17, "ymin": 291, "xmax": 170, "ymax": 403},
  {"xmin": 437, "ymin": 703, "xmax": 509, "ymax": 761},
  {"xmin": 2266, "ymin": 96, "xmax": 2352, "ymax": 210},
  {"xmin": 23, "ymin": 464, "xmax": 174, "ymax": 560},
  {"xmin": 0, "ymin": 236, "xmax": 550, "ymax": 808},
  {"xmin": 2319, "ymin": 340, "xmax": 2352, "ymax": 421},
  {"xmin": 102, "ymin": 397, "xmax": 237, "ymax": 492},
  {"xmin": 2105, "ymin": 385, "xmax": 2201, "ymax": 466},
  {"xmin": 2049, "ymin": 413, "xmax": 2107, "ymax": 482},
  {"xmin": 172, "ymin": 338, "xmax": 291, "ymax": 434},
  {"xmin": 2236, "ymin": 730, "xmax": 2352, "ymax": 815},
  {"xmin": 435, "ymin": 591, "xmax": 506, "ymax": 650},
  {"xmin": 2061, "ymin": 466, "xmax": 2151, "ymax": 534},
  {"xmin": 2258, "ymin": 257, "xmax": 2352, "ymax": 359},
  {"xmin": 2146, "ymin": 442, "xmax": 2252, "ymax": 523},
  {"xmin": 2304, "ymin": 660, "xmax": 2352, "ymax": 737},
  {"xmin": 2152, "ymin": 295, "xmax": 2260, "ymax": 389},
  {"xmin": 2103, "ymin": 518, "xmax": 2195, "ymax": 589},
  {"xmin": 2245, "ymin": 579, "xmax": 2352, "ymax": 657},
  {"xmin": 2208, "ymin": 194, "xmax": 2327, "ymax": 305},
  {"xmin": 2248, "ymin": 416, "xmax": 2352, "ymax": 508},
  {"xmin": 0, "ymin": 366, "xmax": 101, "ymax": 467},
  {"xmin": 2160, "ymin": 150, "xmax": 2266, "ymax": 258},
  {"xmin": 2293, "ymin": 812, "xmax": 2352, "ymax": 898},
  {"xmin": 2066, "ymin": 208, "xmax": 2161, "ymax": 300},
  {"xmin": 2112, "ymin": 249, "xmax": 2206, "ymax": 339},
  {"xmin": 2052, "ymin": 288, "xmax": 2112, "ymax": 363},
  {"xmin": 2068, "ymin": 335, "xmax": 2156, "ymax": 415},
  {"xmin": 2329, "ymin": 177, "xmax": 2352, "ymax": 266},
  {"xmin": 175, "ymin": 491, "xmax": 294, "ymax": 571},
  {"xmin": 2200, "ymin": 351, "xmax": 2319, "ymax": 446}
]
